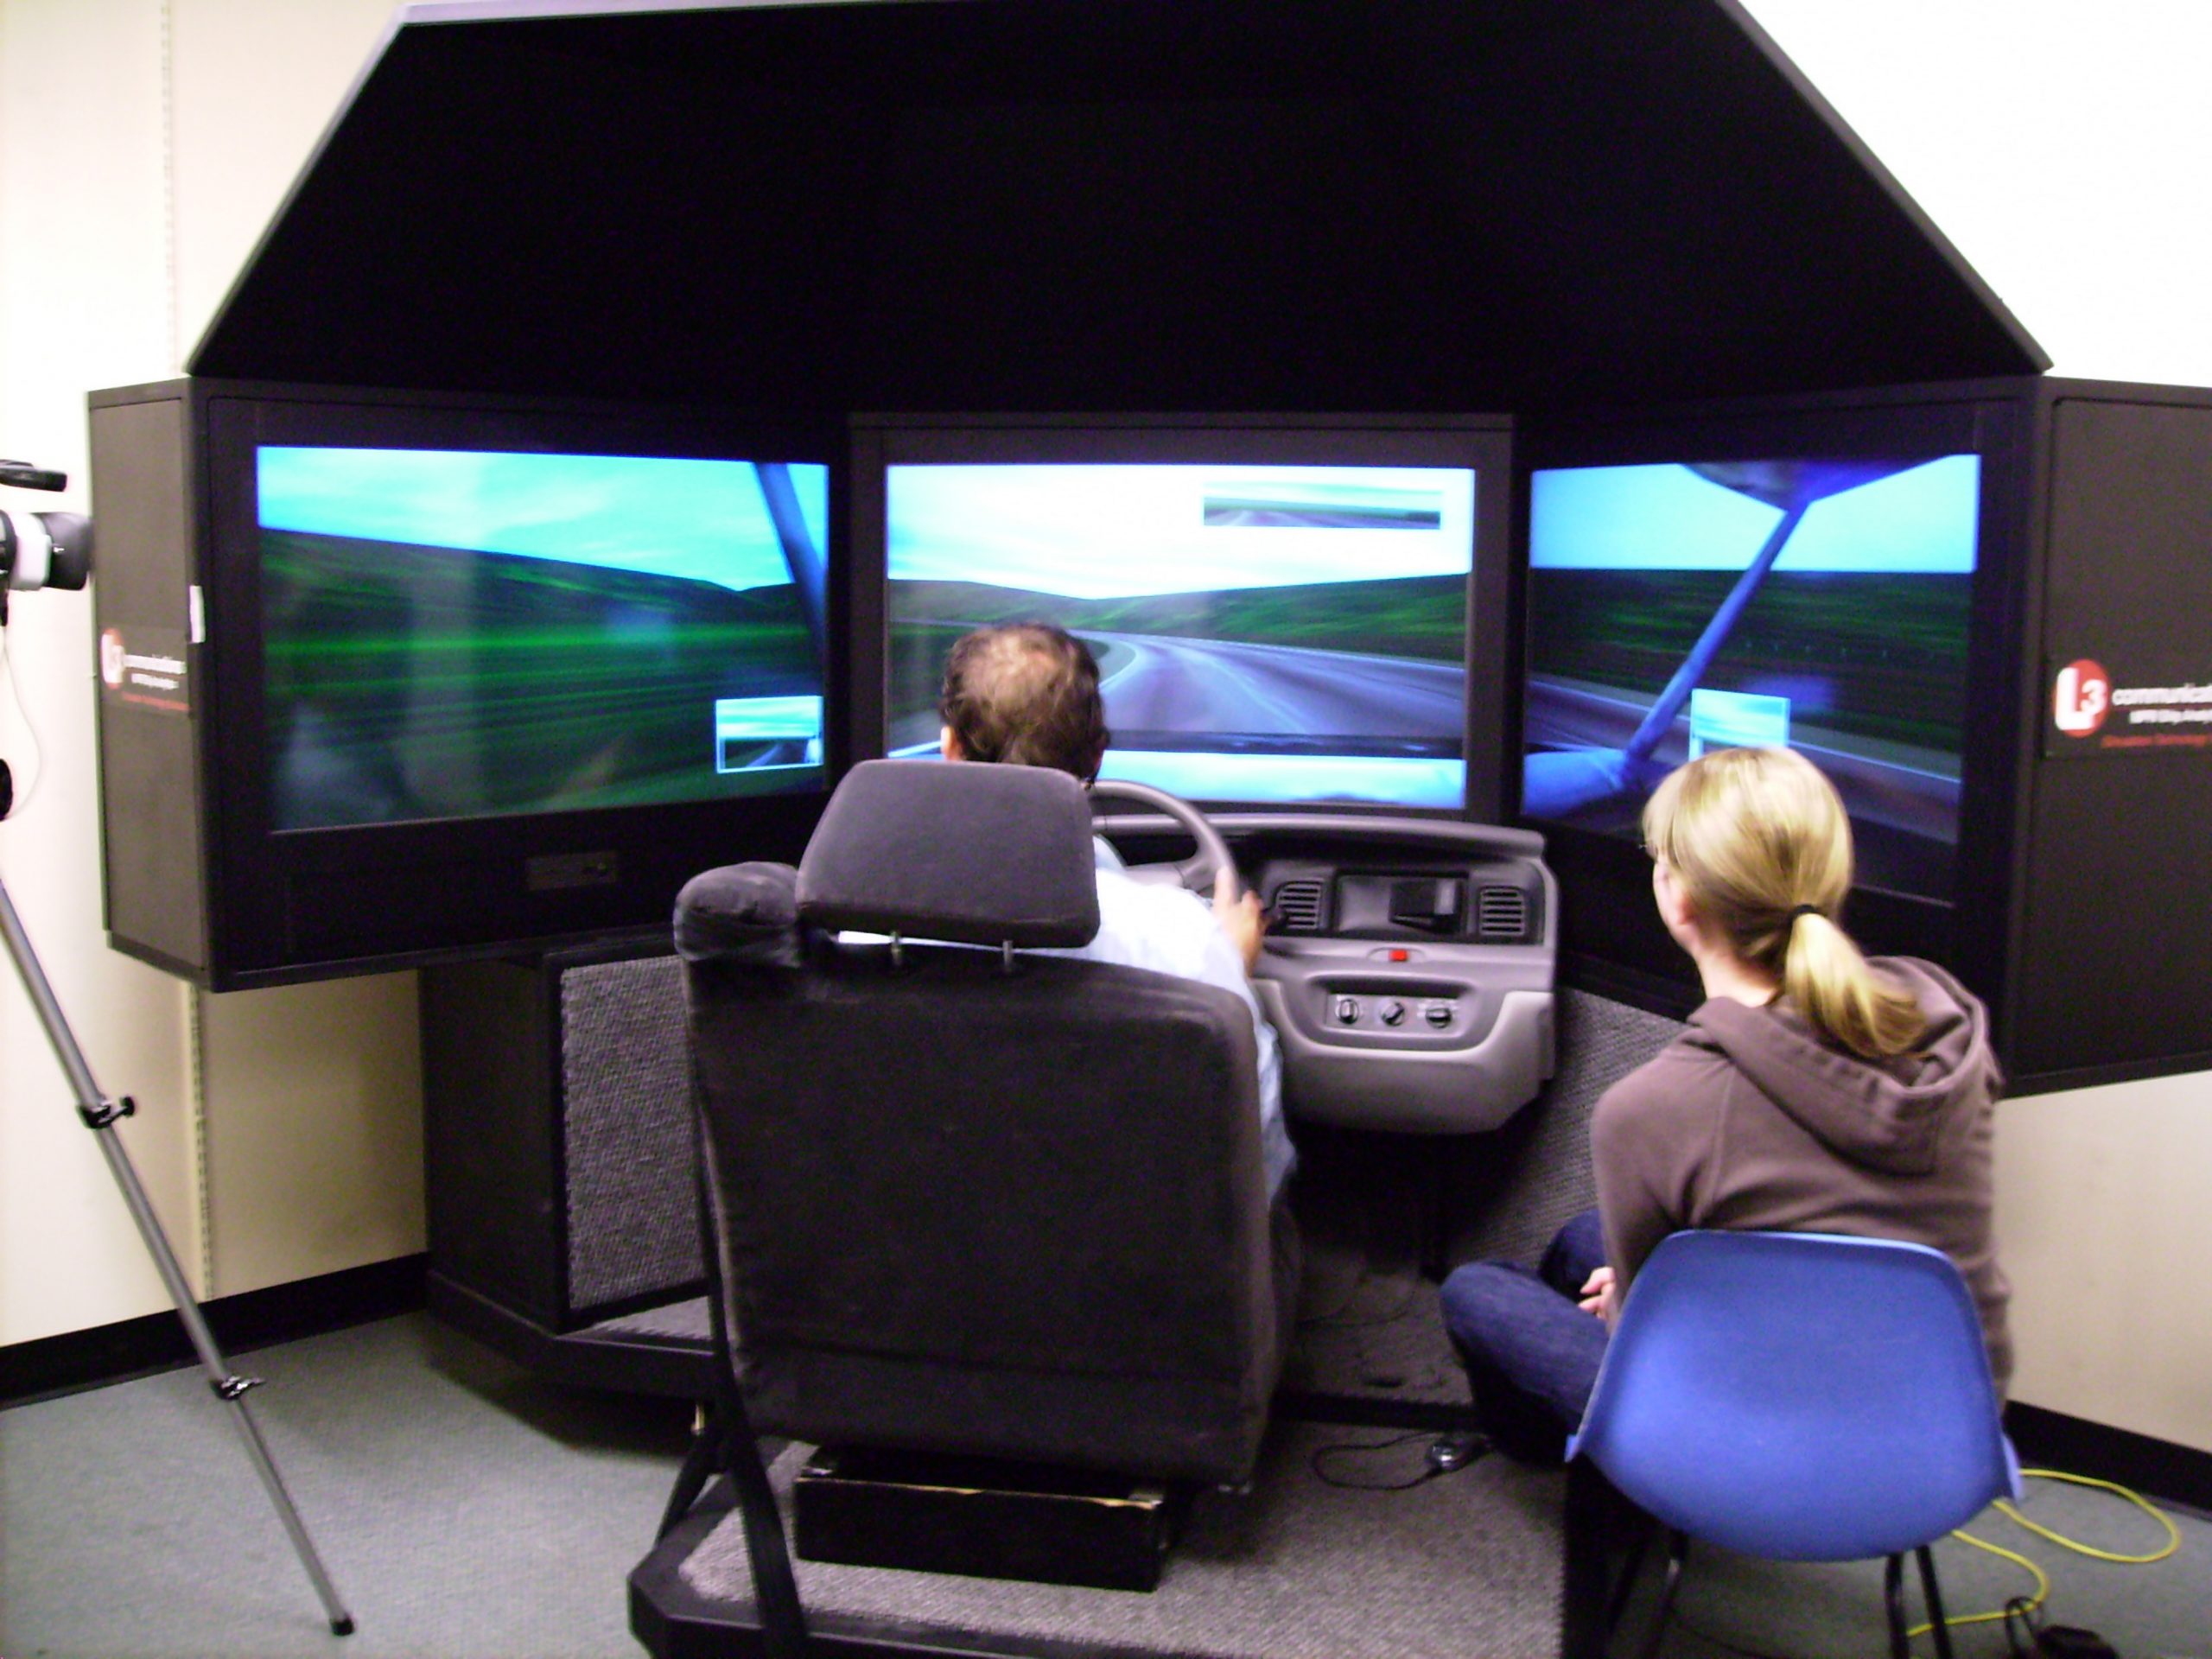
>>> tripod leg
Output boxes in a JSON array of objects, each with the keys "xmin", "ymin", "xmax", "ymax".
[
  {"xmin": 3, "ymin": 878, "xmax": 356, "ymax": 1635},
  {"xmin": 215, "ymin": 1376, "xmax": 358, "ymax": 1636}
]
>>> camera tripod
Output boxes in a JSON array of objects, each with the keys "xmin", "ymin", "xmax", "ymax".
[{"xmin": 0, "ymin": 807, "xmax": 354, "ymax": 1635}]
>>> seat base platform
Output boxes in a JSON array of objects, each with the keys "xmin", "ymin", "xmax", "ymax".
[
  {"xmin": 631, "ymin": 1425, "xmax": 1574, "ymax": 1659},
  {"xmin": 793, "ymin": 1446, "xmax": 1192, "ymax": 1593}
]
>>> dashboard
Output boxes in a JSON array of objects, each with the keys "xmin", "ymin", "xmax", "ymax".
[{"xmin": 1094, "ymin": 810, "xmax": 1558, "ymax": 1135}]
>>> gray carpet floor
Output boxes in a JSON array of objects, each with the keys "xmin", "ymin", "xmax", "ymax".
[
  {"xmin": 1, "ymin": 1315, "xmax": 692, "ymax": 1659},
  {"xmin": 4, "ymin": 1312, "xmax": 2209, "ymax": 1659},
  {"xmin": 1612, "ymin": 1476, "xmax": 2212, "ymax": 1659},
  {"xmin": 678, "ymin": 1427, "xmax": 1564, "ymax": 1659}
]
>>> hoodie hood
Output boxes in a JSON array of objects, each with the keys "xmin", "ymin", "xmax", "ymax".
[{"xmin": 1688, "ymin": 957, "xmax": 1997, "ymax": 1178}]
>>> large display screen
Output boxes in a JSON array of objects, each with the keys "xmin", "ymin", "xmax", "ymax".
[
  {"xmin": 1522, "ymin": 454, "xmax": 1980, "ymax": 899},
  {"xmin": 884, "ymin": 461, "xmax": 1477, "ymax": 809},
  {"xmin": 257, "ymin": 447, "xmax": 830, "ymax": 831}
]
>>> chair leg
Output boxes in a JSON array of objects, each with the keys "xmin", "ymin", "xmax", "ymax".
[
  {"xmin": 1636, "ymin": 1531, "xmax": 1688, "ymax": 1659},
  {"xmin": 657, "ymin": 1402, "xmax": 725, "ymax": 1542},
  {"xmin": 1916, "ymin": 1543, "xmax": 1957, "ymax": 1659},
  {"xmin": 1601, "ymin": 1518, "xmax": 1655, "ymax": 1642},
  {"xmin": 1885, "ymin": 1554, "xmax": 1910, "ymax": 1659}
]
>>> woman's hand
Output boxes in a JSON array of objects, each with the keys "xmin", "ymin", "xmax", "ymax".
[{"xmin": 1578, "ymin": 1264, "xmax": 1619, "ymax": 1326}]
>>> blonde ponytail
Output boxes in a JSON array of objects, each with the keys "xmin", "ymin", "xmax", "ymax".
[
  {"xmin": 1643, "ymin": 747, "xmax": 1924, "ymax": 1060},
  {"xmin": 1781, "ymin": 907, "xmax": 1925, "ymax": 1060}
]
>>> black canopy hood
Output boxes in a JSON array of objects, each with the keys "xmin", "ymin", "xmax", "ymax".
[{"xmin": 189, "ymin": 0, "xmax": 2046, "ymax": 414}]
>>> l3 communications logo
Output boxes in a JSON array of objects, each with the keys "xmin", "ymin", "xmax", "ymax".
[{"xmin": 2052, "ymin": 658, "xmax": 2110, "ymax": 736}]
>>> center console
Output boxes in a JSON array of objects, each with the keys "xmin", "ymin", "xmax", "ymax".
[{"xmin": 1103, "ymin": 810, "xmax": 1559, "ymax": 1135}]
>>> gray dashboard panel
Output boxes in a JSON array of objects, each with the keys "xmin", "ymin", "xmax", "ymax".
[{"xmin": 1096, "ymin": 810, "xmax": 1560, "ymax": 1135}]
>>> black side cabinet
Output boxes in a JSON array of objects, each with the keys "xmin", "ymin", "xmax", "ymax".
[
  {"xmin": 421, "ymin": 936, "xmax": 715, "ymax": 1396},
  {"xmin": 1523, "ymin": 376, "xmax": 2212, "ymax": 1092}
]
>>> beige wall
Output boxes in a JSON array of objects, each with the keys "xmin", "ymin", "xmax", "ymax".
[
  {"xmin": 1745, "ymin": 0, "xmax": 2212, "ymax": 392},
  {"xmin": 2, "ymin": 0, "xmax": 202, "ymax": 1347},
  {"xmin": 1997, "ymin": 1074, "xmax": 2212, "ymax": 1450},
  {"xmin": 0, "ymin": 0, "xmax": 404, "ymax": 1347},
  {"xmin": 2, "ymin": 0, "xmax": 2209, "ymax": 1452},
  {"xmin": 165, "ymin": 0, "xmax": 423, "ymax": 1302}
]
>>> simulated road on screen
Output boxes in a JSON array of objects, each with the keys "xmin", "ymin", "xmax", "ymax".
[
  {"xmin": 1524, "ymin": 677, "xmax": 1962, "ymax": 893},
  {"xmin": 1084, "ymin": 630, "xmax": 1463, "ymax": 746}
]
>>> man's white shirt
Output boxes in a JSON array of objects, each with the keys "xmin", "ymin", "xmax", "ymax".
[{"xmin": 1031, "ymin": 839, "xmax": 1294, "ymax": 1200}]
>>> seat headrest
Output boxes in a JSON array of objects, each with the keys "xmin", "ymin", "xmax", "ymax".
[
  {"xmin": 674, "ymin": 861, "xmax": 804, "ymax": 966},
  {"xmin": 798, "ymin": 760, "xmax": 1101, "ymax": 947}
]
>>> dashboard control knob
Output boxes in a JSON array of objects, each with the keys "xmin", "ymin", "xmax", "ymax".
[
  {"xmin": 1333, "ymin": 995, "xmax": 1362, "ymax": 1026},
  {"xmin": 1424, "ymin": 1001, "xmax": 1453, "ymax": 1029},
  {"xmin": 1379, "ymin": 999, "xmax": 1407, "ymax": 1027}
]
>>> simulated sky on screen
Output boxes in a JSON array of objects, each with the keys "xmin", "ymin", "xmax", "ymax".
[
  {"xmin": 258, "ymin": 448, "xmax": 828, "ymax": 594},
  {"xmin": 887, "ymin": 463, "xmax": 1476, "ymax": 596},
  {"xmin": 1530, "ymin": 455, "xmax": 1980, "ymax": 574}
]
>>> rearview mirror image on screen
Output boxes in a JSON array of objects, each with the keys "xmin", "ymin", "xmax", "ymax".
[
  {"xmin": 257, "ymin": 448, "xmax": 830, "ymax": 830},
  {"xmin": 1522, "ymin": 455, "xmax": 1980, "ymax": 899},
  {"xmin": 884, "ymin": 463, "xmax": 1477, "ymax": 809}
]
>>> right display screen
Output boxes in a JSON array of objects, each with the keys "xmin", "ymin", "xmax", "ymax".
[{"xmin": 1522, "ymin": 454, "xmax": 1981, "ymax": 899}]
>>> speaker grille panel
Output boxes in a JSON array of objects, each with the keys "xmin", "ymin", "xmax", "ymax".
[{"xmin": 562, "ymin": 956, "xmax": 702, "ymax": 1313}]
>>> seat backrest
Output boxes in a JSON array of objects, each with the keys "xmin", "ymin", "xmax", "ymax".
[
  {"xmin": 677, "ymin": 760, "xmax": 1281, "ymax": 1486},
  {"xmin": 1567, "ymin": 1230, "xmax": 2019, "ymax": 1561}
]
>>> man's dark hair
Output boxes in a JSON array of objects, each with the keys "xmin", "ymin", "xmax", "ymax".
[{"xmin": 938, "ymin": 622, "xmax": 1111, "ymax": 782}]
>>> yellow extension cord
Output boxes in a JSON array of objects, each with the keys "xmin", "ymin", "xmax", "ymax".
[{"xmin": 1904, "ymin": 1468, "xmax": 2183, "ymax": 1643}]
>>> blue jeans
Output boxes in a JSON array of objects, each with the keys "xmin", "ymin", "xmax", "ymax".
[{"xmin": 1438, "ymin": 1210, "xmax": 1611, "ymax": 1463}]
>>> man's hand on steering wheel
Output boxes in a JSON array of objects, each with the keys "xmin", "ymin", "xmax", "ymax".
[
  {"xmin": 1212, "ymin": 867, "xmax": 1267, "ymax": 975},
  {"xmin": 1087, "ymin": 778, "xmax": 1263, "ymax": 974}
]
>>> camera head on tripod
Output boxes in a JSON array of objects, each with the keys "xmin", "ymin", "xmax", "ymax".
[
  {"xmin": 2, "ymin": 455, "xmax": 93, "ymax": 810},
  {"xmin": 1, "ymin": 459, "xmax": 93, "ymax": 608}
]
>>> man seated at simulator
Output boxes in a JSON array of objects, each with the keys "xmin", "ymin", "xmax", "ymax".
[
  {"xmin": 935, "ymin": 621, "xmax": 1295, "ymax": 1202},
  {"xmin": 1440, "ymin": 745, "xmax": 2010, "ymax": 1461}
]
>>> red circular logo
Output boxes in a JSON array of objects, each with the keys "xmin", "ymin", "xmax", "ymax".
[{"xmin": 2053, "ymin": 658, "xmax": 2110, "ymax": 736}]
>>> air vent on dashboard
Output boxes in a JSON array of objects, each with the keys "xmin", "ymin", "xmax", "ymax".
[
  {"xmin": 1270, "ymin": 880, "xmax": 1325, "ymax": 933},
  {"xmin": 1476, "ymin": 885, "xmax": 1529, "ymax": 943}
]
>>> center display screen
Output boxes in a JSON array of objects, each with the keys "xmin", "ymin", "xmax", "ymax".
[
  {"xmin": 257, "ymin": 447, "xmax": 830, "ymax": 831},
  {"xmin": 882, "ymin": 461, "xmax": 1477, "ymax": 809}
]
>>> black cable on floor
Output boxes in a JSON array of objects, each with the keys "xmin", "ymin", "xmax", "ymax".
[{"xmin": 1307, "ymin": 1430, "xmax": 1491, "ymax": 1491}]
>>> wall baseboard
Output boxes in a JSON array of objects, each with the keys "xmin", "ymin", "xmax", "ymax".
[
  {"xmin": 0, "ymin": 1254, "xmax": 428, "ymax": 1408},
  {"xmin": 2006, "ymin": 1402, "xmax": 2212, "ymax": 1516}
]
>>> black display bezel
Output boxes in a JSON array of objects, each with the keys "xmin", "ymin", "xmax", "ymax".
[
  {"xmin": 195, "ymin": 384, "xmax": 847, "ymax": 985},
  {"xmin": 848, "ymin": 412, "xmax": 1516, "ymax": 826},
  {"xmin": 1513, "ymin": 387, "xmax": 2037, "ymax": 1012}
]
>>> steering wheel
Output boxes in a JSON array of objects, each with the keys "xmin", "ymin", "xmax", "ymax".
[{"xmin": 1086, "ymin": 779, "xmax": 1236, "ymax": 896}]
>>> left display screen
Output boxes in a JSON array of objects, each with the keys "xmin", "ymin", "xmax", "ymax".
[{"xmin": 257, "ymin": 447, "xmax": 830, "ymax": 831}]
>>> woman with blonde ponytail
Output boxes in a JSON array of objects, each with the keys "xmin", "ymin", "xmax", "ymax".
[
  {"xmin": 1440, "ymin": 747, "xmax": 2010, "ymax": 1463},
  {"xmin": 1641, "ymin": 744, "xmax": 1924, "ymax": 1061}
]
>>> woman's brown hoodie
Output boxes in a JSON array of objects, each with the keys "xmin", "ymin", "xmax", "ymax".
[{"xmin": 1591, "ymin": 957, "xmax": 2012, "ymax": 1391}]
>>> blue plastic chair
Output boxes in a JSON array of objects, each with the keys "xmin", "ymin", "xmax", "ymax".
[{"xmin": 1567, "ymin": 1230, "xmax": 2022, "ymax": 1659}]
